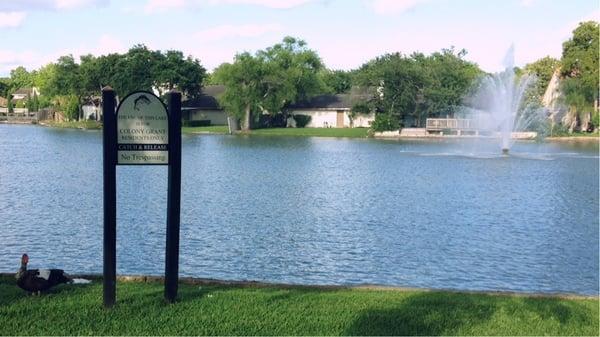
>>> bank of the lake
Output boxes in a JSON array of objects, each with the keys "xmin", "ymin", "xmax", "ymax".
[
  {"xmin": 39, "ymin": 120, "xmax": 102, "ymax": 130},
  {"xmin": 0, "ymin": 275, "xmax": 597, "ymax": 336}
]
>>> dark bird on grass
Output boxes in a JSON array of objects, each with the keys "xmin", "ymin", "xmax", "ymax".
[{"xmin": 15, "ymin": 254, "xmax": 90, "ymax": 295}]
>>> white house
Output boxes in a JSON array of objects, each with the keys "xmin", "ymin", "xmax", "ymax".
[
  {"xmin": 182, "ymin": 85, "xmax": 374, "ymax": 128},
  {"xmin": 12, "ymin": 87, "xmax": 40, "ymax": 100}
]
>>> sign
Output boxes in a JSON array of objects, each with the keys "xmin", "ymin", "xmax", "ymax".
[
  {"xmin": 116, "ymin": 92, "xmax": 169, "ymax": 165},
  {"xmin": 102, "ymin": 87, "xmax": 182, "ymax": 307}
]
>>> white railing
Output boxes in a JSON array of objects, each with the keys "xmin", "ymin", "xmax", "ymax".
[{"xmin": 426, "ymin": 118, "xmax": 477, "ymax": 130}]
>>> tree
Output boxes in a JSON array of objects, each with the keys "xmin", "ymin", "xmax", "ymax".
[
  {"xmin": 419, "ymin": 48, "xmax": 481, "ymax": 121},
  {"xmin": 354, "ymin": 48, "xmax": 481, "ymax": 130},
  {"xmin": 523, "ymin": 56, "xmax": 560, "ymax": 101},
  {"xmin": 213, "ymin": 53, "xmax": 266, "ymax": 130},
  {"xmin": 560, "ymin": 21, "xmax": 599, "ymax": 130},
  {"xmin": 153, "ymin": 50, "xmax": 206, "ymax": 98},
  {"xmin": 321, "ymin": 69, "xmax": 353, "ymax": 94},
  {"xmin": 10, "ymin": 66, "xmax": 33, "ymax": 89},
  {"xmin": 355, "ymin": 53, "xmax": 427, "ymax": 129},
  {"xmin": 257, "ymin": 36, "xmax": 326, "ymax": 110},
  {"xmin": 34, "ymin": 64, "xmax": 57, "ymax": 97},
  {"xmin": 215, "ymin": 37, "xmax": 325, "ymax": 130},
  {"xmin": 111, "ymin": 45, "xmax": 157, "ymax": 95}
]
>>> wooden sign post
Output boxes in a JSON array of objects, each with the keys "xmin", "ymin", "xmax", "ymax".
[{"xmin": 102, "ymin": 87, "xmax": 182, "ymax": 308}]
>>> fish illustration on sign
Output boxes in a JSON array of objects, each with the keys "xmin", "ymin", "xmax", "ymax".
[{"xmin": 134, "ymin": 95, "xmax": 152, "ymax": 111}]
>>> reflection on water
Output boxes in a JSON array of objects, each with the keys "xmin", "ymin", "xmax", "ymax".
[{"xmin": 0, "ymin": 125, "xmax": 598, "ymax": 295}]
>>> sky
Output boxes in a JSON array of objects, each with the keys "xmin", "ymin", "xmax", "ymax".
[{"xmin": 0, "ymin": 0, "xmax": 598, "ymax": 76}]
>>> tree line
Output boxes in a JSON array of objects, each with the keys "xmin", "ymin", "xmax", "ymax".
[
  {"xmin": 1, "ymin": 21, "xmax": 597, "ymax": 131},
  {"xmin": 0, "ymin": 45, "xmax": 206, "ymax": 120}
]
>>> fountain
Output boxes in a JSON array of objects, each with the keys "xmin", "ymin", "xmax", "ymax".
[{"xmin": 464, "ymin": 46, "xmax": 548, "ymax": 154}]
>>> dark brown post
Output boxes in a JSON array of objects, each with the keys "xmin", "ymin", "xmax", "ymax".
[
  {"xmin": 165, "ymin": 90, "xmax": 182, "ymax": 303},
  {"xmin": 102, "ymin": 86, "xmax": 117, "ymax": 308}
]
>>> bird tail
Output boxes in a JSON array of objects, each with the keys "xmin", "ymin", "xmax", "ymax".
[{"xmin": 71, "ymin": 278, "xmax": 92, "ymax": 284}]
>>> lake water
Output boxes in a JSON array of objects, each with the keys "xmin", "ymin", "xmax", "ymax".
[{"xmin": 0, "ymin": 124, "xmax": 598, "ymax": 295}]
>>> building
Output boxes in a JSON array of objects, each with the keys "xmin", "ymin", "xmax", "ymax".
[
  {"xmin": 287, "ymin": 91, "xmax": 374, "ymax": 128},
  {"xmin": 182, "ymin": 85, "xmax": 229, "ymax": 125},
  {"xmin": 11, "ymin": 87, "xmax": 40, "ymax": 101},
  {"xmin": 182, "ymin": 85, "xmax": 374, "ymax": 128}
]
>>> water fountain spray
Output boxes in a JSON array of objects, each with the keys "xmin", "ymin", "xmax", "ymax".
[{"xmin": 465, "ymin": 46, "xmax": 548, "ymax": 155}]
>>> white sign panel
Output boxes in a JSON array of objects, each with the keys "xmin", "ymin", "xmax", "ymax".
[{"xmin": 117, "ymin": 92, "xmax": 169, "ymax": 165}]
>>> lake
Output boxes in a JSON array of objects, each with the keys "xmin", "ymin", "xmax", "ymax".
[{"xmin": 0, "ymin": 124, "xmax": 598, "ymax": 295}]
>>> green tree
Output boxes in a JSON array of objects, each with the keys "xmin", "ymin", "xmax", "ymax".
[
  {"xmin": 321, "ymin": 69, "xmax": 353, "ymax": 94},
  {"xmin": 355, "ymin": 53, "xmax": 427, "ymax": 129},
  {"xmin": 33, "ymin": 64, "xmax": 58, "ymax": 97},
  {"xmin": 560, "ymin": 21, "xmax": 599, "ymax": 129},
  {"xmin": 112, "ymin": 45, "xmax": 157, "ymax": 95},
  {"xmin": 10, "ymin": 66, "xmax": 33, "ymax": 89},
  {"xmin": 215, "ymin": 37, "xmax": 325, "ymax": 130},
  {"xmin": 355, "ymin": 48, "xmax": 480, "ymax": 129},
  {"xmin": 154, "ymin": 50, "xmax": 206, "ymax": 98},
  {"xmin": 213, "ymin": 53, "xmax": 266, "ymax": 130},
  {"xmin": 257, "ymin": 36, "xmax": 326, "ymax": 110},
  {"xmin": 523, "ymin": 56, "xmax": 560, "ymax": 101},
  {"xmin": 419, "ymin": 48, "xmax": 481, "ymax": 122}
]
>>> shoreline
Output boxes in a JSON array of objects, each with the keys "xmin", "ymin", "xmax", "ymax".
[
  {"xmin": 3, "ymin": 121, "xmax": 599, "ymax": 141},
  {"xmin": 2, "ymin": 272, "xmax": 595, "ymax": 300}
]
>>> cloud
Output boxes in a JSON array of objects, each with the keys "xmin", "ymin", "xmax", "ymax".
[
  {"xmin": 366, "ymin": 0, "xmax": 430, "ymax": 15},
  {"xmin": 144, "ymin": 0, "xmax": 187, "ymax": 13},
  {"xmin": 0, "ymin": 34, "xmax": 125, "ymax": 75},
  {"xmin": 0, "ymin": 12, "xmax": 27, "ymax": 28},
  {"xmin": 143, "ymin": 0, "xmax": 315, "ymax": 13},
  {"xmin": 54, "ymin": 0, "xmax": 108, "ymax": 9},
  {"xmin": 206, "ymin": 0, "xmax": 315, "ymax": 9},
  {"xmin": 195, "ymin": 23, "xmax": 283, "ymax": 41},
  {"xmin": 520, "ymin": 0, "xmax": 536, "ymax": 7},
  {"xmin": 0, "ymin": 0, "xmax": 108, "ymax": 11}
]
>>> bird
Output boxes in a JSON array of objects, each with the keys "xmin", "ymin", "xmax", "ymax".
[{"xmin": 15, "ymin": 254, "xmax": 80, "ymax": 295}]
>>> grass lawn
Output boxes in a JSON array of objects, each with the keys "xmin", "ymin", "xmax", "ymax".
[
  {"xmin": 246, "ymin": 127, "xmax": 370, "ymax": 138},
  {"xmin": 41, "ymin": 120, "xmax": 102, "ymax": 130},
  {"xmin": 182, "ymin": 125, "xmax": 229, "ymax": 134},
  {"xmin": 0, "ymin": 276, "xmax": 597, "ymax": 336}
]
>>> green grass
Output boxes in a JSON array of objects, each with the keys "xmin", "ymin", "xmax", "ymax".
[
  {"xmin": 181, "ymin": 125, "xmax": 229, "ymax": 134},
  {"xmin": 0, "ymin": 276, "xmax": 597, "ymax": 336},
  {"xmin": 41, "ymin": 120, "xmax": 102, "ymax": 130},
  {"xmin": 246, "ymin": 127, "xmax": 370, "ymax": 138},
  {"xmin": 548, "ymin": 130, "xmax": 600, "ymax": 138}
]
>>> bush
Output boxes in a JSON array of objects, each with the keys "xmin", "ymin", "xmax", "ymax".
[
  {"xmin": 257, "ymin": 113, "xmax": 286, "ymax": 128},
  {"xmin": 64, "ymin": 95, "xmax": 79, "ymax": 121},
  {"xmin": 293, "ymin": 114, "xmax": 311, "ymax": 128},
  {"xmin": 183, "ymin": 120, "xmax": 211, "ymax": 127},
  {"xmin": 371, "ymin": 113, "xmax": 399, "ymax": 131}
]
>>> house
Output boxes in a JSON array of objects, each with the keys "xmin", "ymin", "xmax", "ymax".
[
  {"xmin": 11, "ymin": 87, "xmax": 40, "ymax": 101},
  {"xmin": 182, "ymin": 85, "xmax": 229, "ymax": 125},
  {"xmin": 182, "ymin": 85, "xmax": 375, "ymax": 128},
  {"xmin": 287, "ymin": 89, "xmax": 374, "ymax": 128},
  {"xmin": 81, "ymin": 97, "xmax": 102, "ymax": 120}
]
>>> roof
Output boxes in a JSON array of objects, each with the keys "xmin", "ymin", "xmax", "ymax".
[
  {"xmin": 182, "ymin": 85, "xmax": 373, "ymax": 111},
  {"xmin": 12, "ymin": 88, "xmax": 32, "ymax": 96},
  {"xmin": 183, "ymin": 85, "xmax": 225, "ymax": 110},
  {"xmin": 288, "ymin": 93, "xmax": 371, "ymax": 110}
]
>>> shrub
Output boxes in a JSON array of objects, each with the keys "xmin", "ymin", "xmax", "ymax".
[
  {"xmin": 64, "ymin": 95, "xmax": 79, "ymax": 121},
  {"xmin": 293, "ymin": 114, "xmax": 311, "ymax": 128},
  {"xmin": 371, "ymin": 113, "xmax": 399, "ymax": 131},
  {"xmin": 257, "ymin": 113, "xmax": 286, "ymax": 128}
]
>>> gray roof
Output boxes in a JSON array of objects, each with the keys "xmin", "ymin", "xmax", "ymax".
[{"xmin": 183, "ymin": 85, "xmax": 225, "ymax": 110}]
